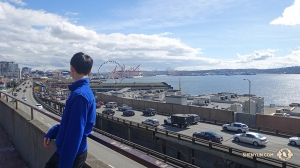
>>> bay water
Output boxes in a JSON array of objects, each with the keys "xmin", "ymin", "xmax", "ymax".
[{"xmin": 108, "ymin": 74, "xmax": 300, "ymax": 106}]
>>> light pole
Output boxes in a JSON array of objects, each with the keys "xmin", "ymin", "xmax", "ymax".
[{"xmin": 243, "ymin": 79, "xmax": 251, "ymax": 126}]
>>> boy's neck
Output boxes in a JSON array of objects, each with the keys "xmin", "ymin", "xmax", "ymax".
[{"xmin": 73, "ymin": 74, "xmax": 89, "ymax": 82}]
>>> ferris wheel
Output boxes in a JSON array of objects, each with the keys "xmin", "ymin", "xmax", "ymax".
[{"xmin": 98, "ymin": 60, "xmax": 125, "ymax": 83}]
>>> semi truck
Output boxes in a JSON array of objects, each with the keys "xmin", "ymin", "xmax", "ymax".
[{"xmin": 164, "ymin": 114, "xmax": 194, "ymax": 128}]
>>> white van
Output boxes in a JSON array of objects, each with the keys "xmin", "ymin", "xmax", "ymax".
[{"xmin": 105, "ymin": 102, "xmax": 117, "ymax": 108}]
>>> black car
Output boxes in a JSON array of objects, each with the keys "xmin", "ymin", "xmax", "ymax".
[
  {"xmin": 118, "ymin": 104, "xmax": 132, "ymax": 111},
  {"xmin": 123, "ymin": 110, "xmax": 135, "ymax": 116},
  {"xmin": 102, "ymin": 108, "xmax": 115, "ymax": 115},
  {"xmin": 193, "ymin": 131, "xmax": 223, "ymax": 143},
  {"xmin": 142, "ymin": 108, "xmax": 156, "ymax": 116}
]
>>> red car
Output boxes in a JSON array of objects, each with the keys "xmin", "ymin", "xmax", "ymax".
[{"xmin": 97, "ymin": 101, "xmax": 104, "ymax": 105}]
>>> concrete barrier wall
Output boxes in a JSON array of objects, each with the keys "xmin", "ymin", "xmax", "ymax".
[
  {"xmin": 234, "ymin": 113, "xmax": 257, "ymax": 128},
  {"xmin": 157, "ymin": 102, "xmax": 172, "ymax": 114},
  {"xmin": 257, "ymin": 114, "xmax": 300, "ymax": 133},
  {"xmin": 123, "ymin": 98, "xmax": 133, "ymax": 107},
  {"xmin": 172, "ymin": 104, "xmax": 190, "ymax": 114},
  {"xmin": 132, "ymin": 99, "xmax": 145, "ymax": 109},
  {"xmin": 0, "ymin": 100, "xmax": 54, "ymax": 168},
  {"xmin": 210, "ymin": 109, "xmax": 234, "ymax": 123},
  {"xmin": 144, "ymin": 101, "xmax": 158, "ymax": 110},
  {"xmin": 189, "ymin": 106, "xmax": 210, "ymax": 119},
  {"xmin": 115, "ymin": 97, "xmax": 123, "ymax": 105},
  {"xmin": 0, "ymin": 99, "xmax": 110, "ymax": 168}
]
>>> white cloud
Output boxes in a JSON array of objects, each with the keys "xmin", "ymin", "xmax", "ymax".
[
  {"xmin": 0, "ymin": 2, "xmax": 206, "ymax": 71},
  {"xmin": 270, "ymin": 0, "xmax": 300, "ymax": 25},
  {"xmin": 237, "ymin": 50, "xmax": 275, "ymax": 63},
  {"xmin": 0, "ymin": 0, "xmax": 26, "ymax": 6}
]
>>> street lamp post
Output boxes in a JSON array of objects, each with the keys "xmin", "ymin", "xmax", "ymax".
[{"xmin": 243, "ymin": 79, "xmax": 251, "ymax": 126}]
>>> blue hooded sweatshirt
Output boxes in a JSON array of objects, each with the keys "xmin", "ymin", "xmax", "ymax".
[{"xmin": 44, "ymin": 78, "xmax": 96, "ymax": 168}]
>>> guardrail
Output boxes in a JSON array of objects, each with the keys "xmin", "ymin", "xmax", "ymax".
[
  {"xmin": 97, "ymin": 113, "xmax": 300, "ymax": 168},
  {"xmin": 91, "ymin": 127, "xmax": 199, "ymax": 168},
  {"xmin": 0, "ymin": 91, "xmax": 61, "ymax": 122}
]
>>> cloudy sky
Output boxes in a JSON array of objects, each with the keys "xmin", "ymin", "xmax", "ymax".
[{"xmin": 0, "ymin": 0, "xmax": 300, "ymax": 72}]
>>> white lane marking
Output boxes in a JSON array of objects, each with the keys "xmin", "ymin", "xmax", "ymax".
[
  {"xmin": 109, "ymin": 165, "xmax": 114, "ymax": 168},
  {"xmin": 41, "ymin": 117, "xmax": 44, "ymax": 120},
  {"xmin": 47, "ymin": 123, "xmax": 51, "ymax": 127}
]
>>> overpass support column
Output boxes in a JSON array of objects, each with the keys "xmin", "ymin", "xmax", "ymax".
[
  {"xmin": 60, "ymin": 105, "xmax": 63, "ymax": 113},
  {"xmin": 189, "ymin": 148, "xmax": 194, "ymax": 165},
  {"xmin": 127, "ymin": 127, "xmax": 131, "ymax": 141},
  {"xmin": 100, "ymin": 118, "xmax": 103, "ymax": 130},
  {"xmin": 161, "ymin": 139, "xmax": 166, "ymax": 155}
]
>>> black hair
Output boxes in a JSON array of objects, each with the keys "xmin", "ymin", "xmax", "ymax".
[{"xmin": 70, "ymin": 52, "xmax": 93, "ymax": 75}]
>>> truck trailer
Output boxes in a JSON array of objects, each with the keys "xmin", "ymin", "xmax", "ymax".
[{"xmin": 164, "ymin": 114, "xmax": 194, "ymax": 128}]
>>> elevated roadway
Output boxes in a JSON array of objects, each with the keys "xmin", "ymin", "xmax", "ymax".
[{"xmin": 96, "ymin": 106, "xmax": 300, "ymax": 166}]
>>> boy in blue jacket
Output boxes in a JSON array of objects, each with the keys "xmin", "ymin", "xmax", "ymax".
[{"xmin": 44, "ymin": 52, "xmax": 96, "ymax": 168}]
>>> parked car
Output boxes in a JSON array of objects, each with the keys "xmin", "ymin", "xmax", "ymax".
[
  {"xmin": 193, "ymin": 131, "xmax": 223, "ymax": 143},
  {"xmin": 22, "ymin": 97, "xmax": 27, "ymax": 101},
  {"xmin": 123, "ymin": 110, "xmax": 135, "ymax": 116},
  {"xmin": 142, "ymin": 108, "xmax": 156, "ymax": 116},
  {"xmin": 188, "ymin": 114, "xmax": 200, "ymax": 124},
  {"xmin": 118, "ymin": 104, "xmax": 132, "ymax": 111},
  {"xmin": 36, "ymin": 104, "xmax": 43, "ymax": 109},
  {"xmin": 222, "ymin": 122, "xmax": 249, "ymax": 133},
  {"xmin": 105, "ymin": 102, "xmax": 117, "ymax": 108},
  {"xmin": 289, "ymin": 137, "xmax": 300, "ymax": 146},
  {"xmin": 141, "ymin": 118, "xmax": 160, "ymax": 127},
  {"xmin": 233, "ymin": 132, "xmax": 268, "ymax": 147},
  {"xmin": 102, "ymin": 108, "xmax": 115, "ymax": 115}
]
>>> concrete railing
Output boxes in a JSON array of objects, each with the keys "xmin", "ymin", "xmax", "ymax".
[{"xmin": 0, "ymin": 92, "xmax": 111, "ymax": 168}]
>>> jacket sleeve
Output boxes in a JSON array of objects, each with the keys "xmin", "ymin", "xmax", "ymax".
[
  {"xmin": 44, "ymin": 124, "xmax": 60, "ymax": 139},
  {"xmin": 58, "ymin": 95, "xmax": 88, "ymax": 168}
]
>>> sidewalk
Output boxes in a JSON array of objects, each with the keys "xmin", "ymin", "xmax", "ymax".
[{"xmin": 0, "ymin": 125, "xmax": 28, "ymax": 168}]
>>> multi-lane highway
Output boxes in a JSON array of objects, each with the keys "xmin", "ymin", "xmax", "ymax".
[
  {"xmin": 96, "ymin": 105, "xmax": 300, "ymax": 165},
  {"xmin": 3, "ymin": 80, "xmax": 146, "ymax": 168},
  {"xmin": 12, "ymin": 80, "xmax": 59, "ymax": 127}
]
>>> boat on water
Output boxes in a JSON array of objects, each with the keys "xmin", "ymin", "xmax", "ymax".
[
  {"xmin": 127, "ymin": 73, "xmax": 143, "ymax": 78},
  {"xmin": 132, "ymin": 74, "xmax": 143, "ymax": 78}
]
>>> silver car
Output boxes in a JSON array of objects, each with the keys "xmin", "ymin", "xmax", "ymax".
[
  {"xmin": 233, "ymin": 132, "xmax": 268, "ymax": 146},
  {"xmin": 141, "ymin": 119, "xmax": 160, "ymax": 127},
  {"xmin": 289, "ymin": 137, "xmax": 300, "ymax": 146}
]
